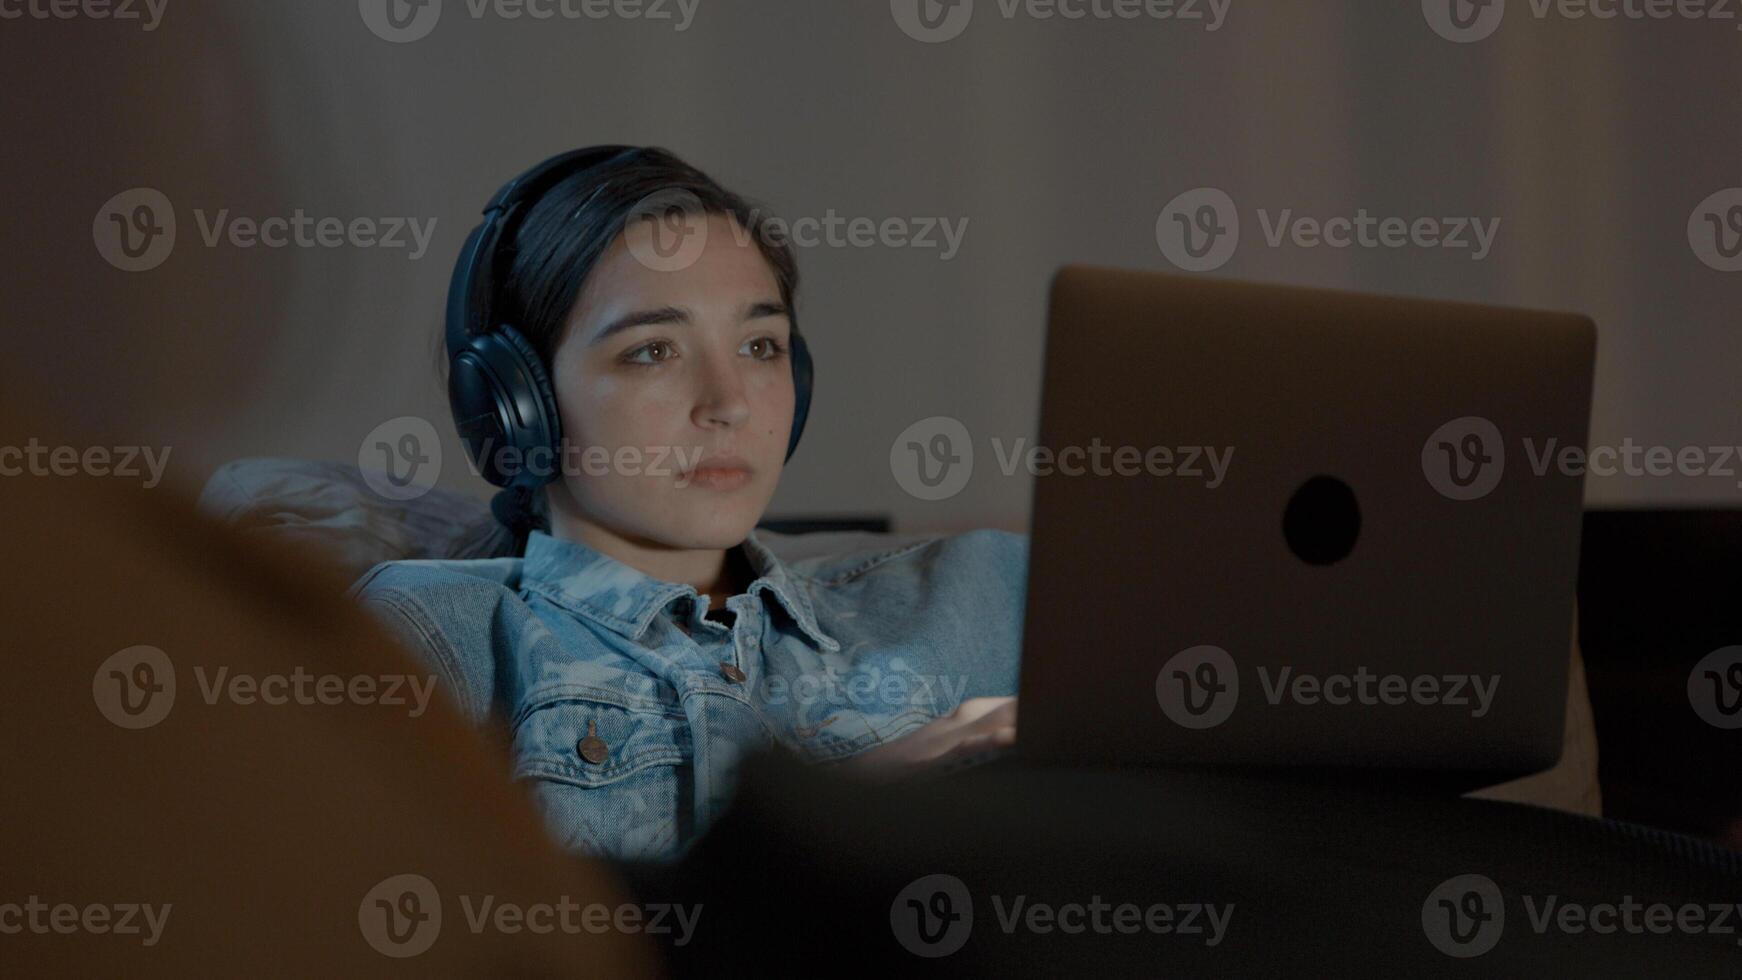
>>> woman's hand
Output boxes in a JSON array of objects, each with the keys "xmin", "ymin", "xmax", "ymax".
[{"xmin": 841, "ymin": 697, "xmax": 1017, "ymax": 778}]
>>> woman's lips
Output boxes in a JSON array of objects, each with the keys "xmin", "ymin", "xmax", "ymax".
[{"xmin": 683, "ymin": 458, "xmax": 753, "ymax": 491}]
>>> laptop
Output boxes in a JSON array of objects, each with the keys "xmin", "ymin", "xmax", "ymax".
[{"xmin": 1010, "ymin": 266, "xmax": 1596, "ymax": 789}]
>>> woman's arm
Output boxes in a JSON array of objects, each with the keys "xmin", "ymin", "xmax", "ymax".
[{"xmin": 839, "ymin": 696, "xmax": 1017, "ymax": 777}]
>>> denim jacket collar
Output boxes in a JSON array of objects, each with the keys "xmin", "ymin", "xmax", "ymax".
[{"xmin": 521, "ymin": 530, "xmax": 839, "ymax": 652}]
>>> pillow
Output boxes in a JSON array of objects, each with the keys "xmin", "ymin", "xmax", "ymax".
[
  {"xmin": 197, "ymin": 458, "xmax": 512, "ymax": 583},
  {"xmin": 195, "ymin": 458, "xmax": 917, "ymax": 580}
]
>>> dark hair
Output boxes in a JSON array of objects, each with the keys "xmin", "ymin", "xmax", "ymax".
[
  {"xmin": 503, "ymin": 145, "xmax": 801, "ymax": 366},
  {"xmin": 473, "ymin": 147, "xmax": 802, "ymax": 548}
]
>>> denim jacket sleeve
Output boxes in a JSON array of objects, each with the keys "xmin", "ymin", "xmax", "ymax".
[{"xmin": 346, "ymin": 558, "xmax": 524, "ymax": 724}]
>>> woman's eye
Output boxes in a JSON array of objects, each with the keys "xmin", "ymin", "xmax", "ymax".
[
  {"xmin": 624, "ymin": 341, "xmax": 675, "ymax": 365},
  {"xmin": 743, "ymin": 337, "xmax": 788, "ymax": 361}
]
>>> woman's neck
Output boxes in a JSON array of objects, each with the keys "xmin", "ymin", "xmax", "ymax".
[{"xmin": 548, "ymin": 510, "xmax": 744, "ymax": 610}]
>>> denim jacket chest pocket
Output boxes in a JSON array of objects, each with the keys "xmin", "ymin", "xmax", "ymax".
[{"xmin": 509, "ymin": 691, "xmax": 694, "ymax": 860}]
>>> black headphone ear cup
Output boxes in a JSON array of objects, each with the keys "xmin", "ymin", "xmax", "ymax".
[
  {"xmin": 786, "ymin": 329, "xmax": 814, "ymax": 462},
  {"xmin": 496, "ymin": 325, "xmax": 563, "ymax": 451},
  {"xmin": 449, "ymin": 326, "xmax": 562, "ymax": 490}
]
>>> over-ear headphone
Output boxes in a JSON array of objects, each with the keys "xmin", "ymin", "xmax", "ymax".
[{"xmin": 446, "ymin": 145, "xmax": 815, "ymax": 490}]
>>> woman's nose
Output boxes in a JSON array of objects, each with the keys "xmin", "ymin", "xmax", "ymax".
[{"xmin": 690, "ymin": 353, "xmax": 751, "ymax": 430}]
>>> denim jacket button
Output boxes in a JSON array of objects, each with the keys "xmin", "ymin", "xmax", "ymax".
[
  {"xmin": 719, "ymin": 662, "xmax": 747, "ymax": 684},
  {"xmin": 576, "ymin": 719, "xmax": 609, "ymax": 765}
]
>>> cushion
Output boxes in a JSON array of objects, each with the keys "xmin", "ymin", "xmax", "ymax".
[
  {"xmin": 197, "ymin": 458, "xmax": 512, "ymax": 582},
  {"xmin": 196, "ymin": 458, "xmax": 916, "ymax": 579}
]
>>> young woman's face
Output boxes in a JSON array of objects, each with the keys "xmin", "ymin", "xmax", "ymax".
[{"xmin": 546, "ymin": 211, "xmax": 796, "ymax": 551}]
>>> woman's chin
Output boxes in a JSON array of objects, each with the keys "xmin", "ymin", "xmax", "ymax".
[{"xmin": 648, "ymin": 505, "xmax": 767, "ymax": 551}]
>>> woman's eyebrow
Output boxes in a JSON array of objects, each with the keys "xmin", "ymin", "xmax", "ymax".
[
  {"xmin": 588, "ymin": 300, "xmax": 789, "ymax": 345},
  {"xmin": 588, "ymin": 305, "xmax": 690, "ymax": 345},
  {"xmin": 746, "ymin": 300, "xmax": 790, "ymax": 321}
]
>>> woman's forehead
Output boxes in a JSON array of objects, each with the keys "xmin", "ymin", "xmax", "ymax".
[{"xmin": 568, "ymin": 216, "xmax": 784, "ymax": 332}]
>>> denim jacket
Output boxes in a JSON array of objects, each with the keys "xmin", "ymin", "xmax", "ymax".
[{"xmin": 348, "ymin": 528, "xmax": 1026, "ymax": 861}]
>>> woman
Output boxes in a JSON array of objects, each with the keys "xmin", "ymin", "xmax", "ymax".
[{"xmin": 353, "ymin": 146, "xmax": 1024, "ymax": 860}]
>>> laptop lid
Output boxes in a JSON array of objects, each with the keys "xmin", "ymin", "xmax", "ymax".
[{"xmin": 1016, "ymin": 266, "xmax": 1595, "ymax": 787}]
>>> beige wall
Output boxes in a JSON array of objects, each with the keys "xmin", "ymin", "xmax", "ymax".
[{"xmin": 4, "ymin": 0, "xmax": 1739, "ymax": 532}]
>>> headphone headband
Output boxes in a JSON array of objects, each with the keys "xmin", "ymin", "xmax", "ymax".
[{"xmin": 445, "ymin": 145, "xmax": 642, "ymax": 359}]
